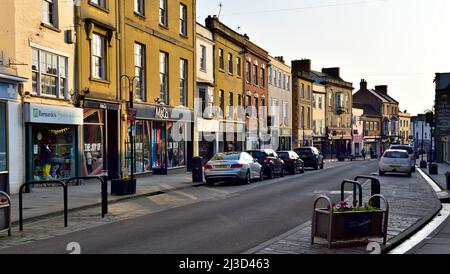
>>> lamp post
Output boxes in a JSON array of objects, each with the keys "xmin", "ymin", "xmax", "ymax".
[{"xmin": 121, "ymin": 75, "xmax": 140, "ymax": 183}]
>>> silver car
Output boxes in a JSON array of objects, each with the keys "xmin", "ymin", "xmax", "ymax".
[{"xmin": 204, "ymin": 152, "xmax": 263, "ymax": 186}]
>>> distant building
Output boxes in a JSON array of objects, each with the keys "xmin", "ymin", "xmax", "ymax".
[
  {"xmin": 434, "ymin": 73, "xmax": 450, "ymax": 163},
  {"xmin": 411, "ymin": 114, "xmax": 432, "ymax": 156},
  {"xmin": 312, "ymin": 66, "xmax": 354, "ymax": 157},
  {"xmin": 353, "ymin": 80, "xmax": 400, "ymax": 154},
  {"xmin": 268, "ymin": 56, "xmax": 292, "ymax": 151},
  {"xmin": 398, "ymin": 110, "xmax": 411, "ymax": 145},
  {"xmin": 352, "ymin": 107, "xmax": 365, "ymax": 156},
  {"xmin": 353, "ymin": 102, "xmax": 382, "ymax": 158},
  {"xmin": 312, "ymin": 83, "xmax": 326, "ymax": 153}
]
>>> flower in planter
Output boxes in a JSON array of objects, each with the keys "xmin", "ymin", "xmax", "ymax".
[
  {"xmin": 0, "ymin": 197, "xmax": 7, "ymax": 205},
  {"xmin": 329, "ymin": 200, "xmax": 379, "ymax": 213}
]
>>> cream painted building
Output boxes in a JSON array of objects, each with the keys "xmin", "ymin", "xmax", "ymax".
[
  {"xmin": 312, "ymin": 83, "xmax": 326, "ymax": 152},
  {"xmin": 399, "ymin": 110, "xmax": 411, "ymax": 145},
  {"xmin": 195, "ymin": 23, "xmax": 218, "ymax": 161},
  {"xmin": 268, "ymin": 56, "xmax": 292, "ymax": 150},
  {"xmin": 0, "ymin": 0, "xmax": 78, "ymax": 193}
]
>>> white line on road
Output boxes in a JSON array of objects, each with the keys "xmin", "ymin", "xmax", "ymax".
[
  {"xmin": 388, "ymin": 166, "xmax": 447, "ymax": 254},
  {"xmin": 388, "ymin": 204, "xmax": 450, "ymax": 254}
]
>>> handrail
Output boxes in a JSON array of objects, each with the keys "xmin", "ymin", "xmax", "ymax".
[
  {"xmin": 368, "ymin": 194, "xmax": 389, "ymax": 244},
  {"xmin": 340, "ymin": 180, "xmax": 363, "ymax": 207},
  {"xmin": 0, "ymin": 191, "xmax": 11, "ymax": 236},
  {"xmin": 19, "ymin": 180, "xmax": 67, "ymax": 231},
  {"xmin": 65, "ymin": 176, "xmax": 108, "ymax": 218},
  {"xmin": 311, "ymin": 195, "xmax": 333, "ymax": 248},
  {"xmin": 354, "ymin": 175, "xmax": 381, "ymax": 208}
]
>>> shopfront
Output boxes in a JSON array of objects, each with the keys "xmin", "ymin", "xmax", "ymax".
[
  {"xmin": 279, "ymin": 128, "xmax": 292, "ymax": 151},
  {"xmin": 219, "ymin": 122, "xmax": 245, "ymax": 153},
  {"xmin": 129, "ymin": 104, "xmax": 193, "ymax": 175},
  {"xmin": 82, "ymin": 100, "xmax": 120, "ymax": 180},
  {"xmin": 328, "ymin": 128, "xmax": 352, "ymax": 157},
  {"xmin": 24, "ymin": 103, "xmax": 83, "ymax": 182},
  {"xmin": 197, "ymin": 118, "xmax": 220, "ymax": 163}
]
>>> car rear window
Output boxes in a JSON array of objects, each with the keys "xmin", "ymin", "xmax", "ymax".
[
  {"xmin": 249, "ymin": 151, "xmax": 266, "ymax": 159},
  {"xmin": 384, "ymin": 151, "xmax": 409, "ymax": 159},
  {"xmin": 295, "ymin": 148, "xmax": 312, "ymax": 154},
  {"xmin": 277, "ymin": 152, "xmax": 289, "ymax": 158},
  {"xmin": 391, "ymin": 146, "xmax": 414, "ymax": 154},
  {"xmin": 212, "ymin": 153, "xmax": 241, "ymax": 161}
]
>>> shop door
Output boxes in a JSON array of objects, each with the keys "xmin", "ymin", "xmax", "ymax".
[{"xmin": 0, "ymin": 102, "xmax": 7, "ymax": 193}]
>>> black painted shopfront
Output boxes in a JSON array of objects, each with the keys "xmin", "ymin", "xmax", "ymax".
[{"xmin": 127, "ymin": 104, "xmax": 193, "ymax": 175}]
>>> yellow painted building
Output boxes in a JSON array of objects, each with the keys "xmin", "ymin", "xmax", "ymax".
[
  {"xmin": 119, "ymin": 0, "xmax": 196, "ymax": 175},
  {"xmin": 205, "ymin": 16, "xmax": 245, "ymax": 152},
  {"xmin": 399, "ymin": 110, "xmax": 411, "ymax": 145}
]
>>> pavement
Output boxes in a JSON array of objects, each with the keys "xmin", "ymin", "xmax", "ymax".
[
  {"xmin": 0, "ymin": 159, "xmax": 442, "ymax": 254},
  {"xmin": 406, "ymin": 162, "xmax": 450, "ymax": 254},
  {"xmin": 8, "ymin": 172, "xmax": 204, "ymax": 225}
]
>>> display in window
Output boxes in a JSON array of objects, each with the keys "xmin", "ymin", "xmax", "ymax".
[{"xmin": 83, "ymin": 109, "xmax": 105, "ymax": 176}]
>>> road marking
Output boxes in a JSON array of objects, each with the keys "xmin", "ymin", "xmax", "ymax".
[
  {"xmin": 388, "ymin": 204, "xmax": 450, "ymax": 254},
  {"xmin": 416, "ymin": 167, "xmax": 443, "ymax": 192},
  {"xmin": 173, "ymin": 191, "xmax": 198, "ymax": 201},
  {"xmin": 199, "ymin": 186, "xmax": 229, "ymax": 194},
  {"xmin": 388, "ymin": 166, "xmax": 446, "ymax": 254},
  {"xmin": 149, "ymin": 194, "xmax": 183, "ymax": 205}
]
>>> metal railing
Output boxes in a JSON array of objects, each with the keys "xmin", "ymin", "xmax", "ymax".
[{"xmin": 19, "ymin": 180, "xmax": 68, "ymax": 231}]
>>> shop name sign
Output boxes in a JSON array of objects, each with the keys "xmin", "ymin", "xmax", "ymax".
[
  {"xmin": 26, "ymin": 104, "xmax": 83, "ymax": 125},
  {"xmin": 155, "ymin": 106, "xmax": 170, "ymax": 119}
]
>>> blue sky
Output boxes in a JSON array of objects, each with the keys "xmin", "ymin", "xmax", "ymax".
[{"xmin": 196, "ymin": 0, "xmax": 450, "ymax": 116}]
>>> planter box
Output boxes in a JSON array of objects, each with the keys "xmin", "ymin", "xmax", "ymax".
[
  {"xmin": 313, "ymin": 208, "xmax": 388, "ymax": 247},
  {"xmin": 111, "ymin": 179, "xmax": 137, "ymax": 196}
]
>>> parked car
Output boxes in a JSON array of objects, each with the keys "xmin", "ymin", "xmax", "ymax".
[
  {"xmin": 390, "ymin": 145, "xmax": 416, "ymax": 172},
  {"xmin": 277, "ymin": 151, "xmax": 305, "ymax": 175},
  {"xmin": 246, "ymin": 149, "xmax": 285, "ymax": 179},
  {"xmin": 294, "ymin": 147, "xmax": 324, "ymax": 170},
  {"xmin": 204, "ymin": 152, "xmax": 263, "ymax": 186},
  {"xmin": 379, "ymin": 149, "xmax": 413, "ymax": 177}
]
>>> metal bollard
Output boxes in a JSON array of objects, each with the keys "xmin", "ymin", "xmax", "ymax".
[{"xmin": 101, "ymin": 171, "xmax": 109, "ymax": 218}]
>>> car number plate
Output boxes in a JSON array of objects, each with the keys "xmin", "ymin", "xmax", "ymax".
[
  {"xmin": 215, "ymin": 165, "xmax": 229, "ymax": 169},
  {"xmin": 390, "ymin": 165, "xmax": 401, "ymax": 168}
]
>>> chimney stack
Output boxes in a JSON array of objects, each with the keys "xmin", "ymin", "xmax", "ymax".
[
  {"xmin": 274, "ymin": 56, "xmax": 285, "ymax": 64},
  {"xmin": 375, "ymin": 85, "xmax": 388, "ymax": 95},
  {"xmin": 360, "ymin": 79, "xmax": 368, "ymax": 90},
  {"xmin": 291, "ymin": 59, "xmax": 311, "ymax": 73},
  {"xmin": 322, "ymin": 67, "xmax": 340, "ymax": 79}
]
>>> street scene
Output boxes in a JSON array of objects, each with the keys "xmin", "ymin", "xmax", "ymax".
[{"xmin": 0, "ymin": 0, "xmax": 450, "ymax": 261}]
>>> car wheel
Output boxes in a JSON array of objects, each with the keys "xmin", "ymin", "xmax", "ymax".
[
  {"xmin": 243, "ymin": 171, "xmax": 251, "ymax": 185},
  {"xmin": 280, "ymin": 166, "xmax": 285, "ymax": 177},
  {"xmin": 412, "ymin": 166, "xmax": 416, "ymax": 173},
  {"xmin": 291, "ymin": 166, "xmax": 297, "ymax": 175},
  {"xmin": 268, "ymin": 166, "xmax": 275, "ymax": 179},
  {"xmin": 259, "ymin": 169, "xmax": 264, "ymax": 182},
  {"xmin": 407, "ymin": 172, "xmax": 412, "ymax": 177},
  {"xmin": 321, "ymin": 161, "xmax": 324, "ymax": 169},
  {"xmin": 301, "ymin": 165, "xmax": 305, "ymax": 174},
  {"xmin": 206, "ymin": 179, "xmax": 215, "ymax": 186},
  {"xmin": 314, "ymin": 161, "xmax": 319, "ymax": 170},
  {"xmin": 379, "ymin": 170, "xmax": 385, "ymax": 176}
]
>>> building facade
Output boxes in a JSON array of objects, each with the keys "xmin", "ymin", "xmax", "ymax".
[
  {"xmin": 312, "ymin": 67, "xmax": 354, "ymax": 157},
  {"xmin": 354, "ymin": 80, "xmax": 399, "ymax": 154},
  {"xmin": 268, "ymin": 56, "xmax": 292, "ymax": 151},
  {"xmin": 411, "ymin": 114, "xmax": 432, "ymax": 159},
  {"xmin": 398, "ymin": 110, "xmax": 411, "ymax": 145},
  {"xmin": 312, "ymin": 83, "xmax": 326, "ymax": 153},
  {"xmin": 352, "ymin": 107, "xmax": 364, "ymax": 156},
  {"xmin": 434, "ymin": 73, "xmax": 450, "ymax": 163},
  {"xmin": 118, "ymin": 0, "xmax": 196, "ymax": 175},
  {"xmin": 291, "ymin": 60, "xmax": 314, "ymax": 148},
  {"xmin": 205, "ymin": 16, "xmax": 245, "ymax": 153},
  {"xmin": 195, "ymin": 23, "xmax": 217, "ymax": 162},
  {"xmin": 242, "ymin": 35, "xmax": 269, "ymax": 150},
  {"xmin": 353, "ymin": 102, "xmax": 382, "ymax": 158},
  {"xmin": 0, "ymin": 0, "xmax": 78, "ymax": 193}
]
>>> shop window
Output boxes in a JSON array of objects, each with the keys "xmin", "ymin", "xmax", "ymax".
[
  {"xmin": 127, "ymin": 120, "xmax": 152, "ymax": 173},
  {"xmin": 0, "ymin": 103, "xmax": 6, "ymax": 172},
  {"xmin": 83, "ymin": 109, "xmax": 105, "ymax": 176},
  {"xmin": 32, "ymin": 124, "xmax": 76, "ymax": 181},
  {"xmin": 167, "ymin": 122, "xmax": 186, "ymax": 168},
  {"xmin": 152, "ymin": 122, "xmax": 167, "ymax": 169}
]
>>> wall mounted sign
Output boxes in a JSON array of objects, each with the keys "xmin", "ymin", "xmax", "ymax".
[{"xmin": 25, "ymin": 103, "xmax": 84, "ymax": 125}]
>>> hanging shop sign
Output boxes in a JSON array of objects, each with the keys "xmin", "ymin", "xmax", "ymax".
[{"xmin": 25, "ymin": 103, "xmax": 83, "ymax": 125}]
